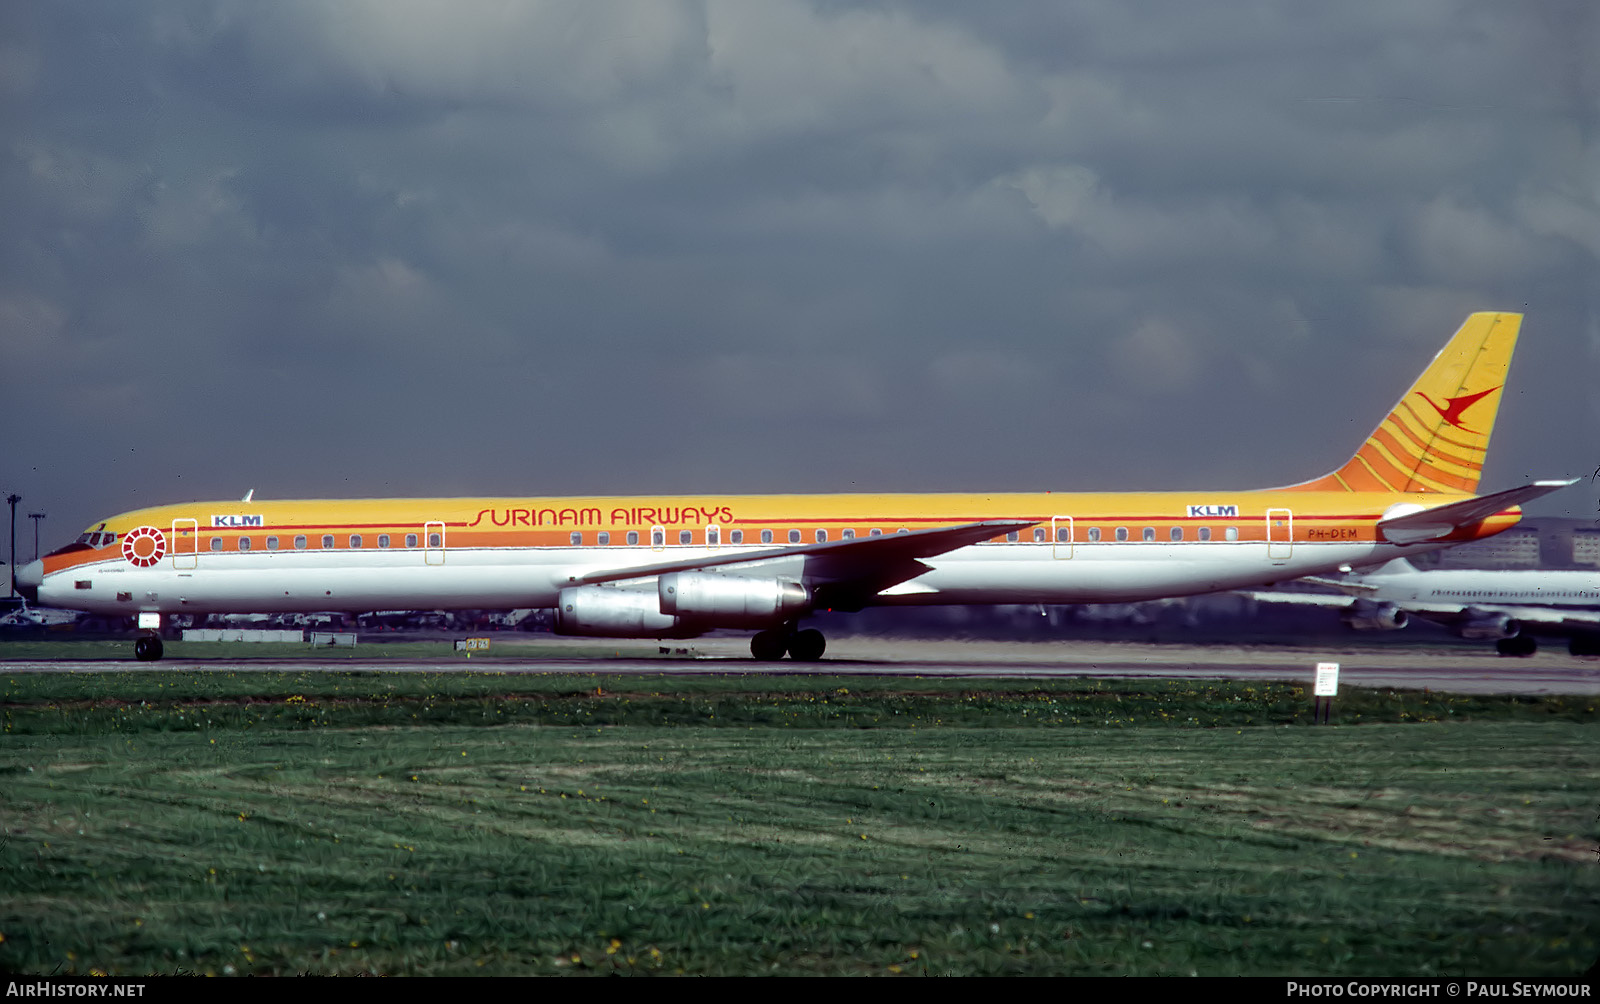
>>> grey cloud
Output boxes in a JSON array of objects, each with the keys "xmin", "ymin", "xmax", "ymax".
[{"xmin": 3, "ymin": 1, "xmax": 1597, "ymax": 544}]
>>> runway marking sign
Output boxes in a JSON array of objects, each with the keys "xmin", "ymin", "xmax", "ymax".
[{"xmin": 1314, "ymin": 662, "xmax": 1340, "ymax": 696}]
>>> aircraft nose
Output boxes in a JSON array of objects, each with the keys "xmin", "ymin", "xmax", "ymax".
[{"xmin": 14, "ymin": 559, "xmax": 43, "ymax": 602}]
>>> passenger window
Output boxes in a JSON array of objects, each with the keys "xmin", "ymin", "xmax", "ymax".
[
  {"xmin": 598, "ymin": 532, "xmax": 610, "ymax": 545},
  {"xmin": 627, "ymin": 531, "xmax": 639, "ymax": 545},
  {"xmin": 294, "ymin": 535, "xmax": 307, "ymax": 549},
  {"xmin": 1170, "ymin": 527, "xmax": 1183, "ymax": 541},
  {"xmin": 896, "ymin": 528, "xmax": 909, "ymax": 534},
  {"xmin": 378, "ymin": 534, "xmax": 390, "ymax": 548},
  {"xmin": 679, "ymin": 530, "xmax": 692, "ymax": 545},
  {"xmin": 239, "ymin": 537, "xmax": 251, "ymax": 551},
  {"xmin": 209, "ymin": 537, "xmax": 222, "ymax": 552},
  {"xmin": 816, "ymin": 529, "xmax": 827, "ymax": 543},
  {"xmin": 1225, "ymin": 527, "xmax": 1238, "ymax": 541},
  {"xmin": 570, "ymin": 532, "xmax": 582, "ymax": 546},
  {"xmin": 730, "ymin": 529, "xmax": 743, "ymax": 544},
  {"xmin": 707, "ymin": 527, "xmax": 719, "ymax": 546},
  {"xmin": 1198, "ymin": 527, "xmax": 1211, "ymax": 541},
  {"xmin": 1006, "ymin": 531, "xmax": 1019, "ymax": 543},
  {"xmin": 1087, "ymin": 527, "xmax": 1101, "ymax": 542},
  {"xmin": 1058, "ymin": 527, "xmax": 1071, "ymax": 543},
  {"xmin": 1142, "ymin": 528, "xmax": 1155, "ymax": 542},
  {"xmin": 762, "ymin": 529, "xmax": 774, "ymax": 544},
  {"xmin": 1115, "ymin": 527, "xmax": 1128, "ymax": 542},
  {"xmin": 405, "ymin": 534, "xmax": 418, "ymax": 548},
  {"xmin": 870, "ymin": 528, "xmax": 882, "ymax": 536},
  {"xmin": 1033, "ymin": 528, "xmax": 1046, "ymax": 542},
  {"xmin": 266, "ymin": 536, "xmax": 279, "ymax": 550},
  {"xmin": 322, "ymin": 535, "xmax": 334, "ymax": 549},
  {"xmin": 789, "ymin": 530, "xmax": 801, "ymax": 543},
  {"xmin": 652, "ymin": 529, "xmax": 665, "ymax": 547},
  {"xmin": 842, "ymin": 529, "xmax": 855, "ymax": 540},
  {"xmin": 350, "ymin": 534, "xmax": 363, "ymax": 548},
  {"xmin": 429, "ymin": 532, "xmax": 442, "ymax": 547}
]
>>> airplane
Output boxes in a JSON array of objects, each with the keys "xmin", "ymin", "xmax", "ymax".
[
  {"xmin": 13, "ymin": 311, "xmax": 1574, "ymax": 663},
  {"xmin": 0, "ymin": 602, "xmax": 80, "ymax": 629},
  {"xmin": 1242, "ymin": 558, "xmax": 1600, "ymax": 656}
]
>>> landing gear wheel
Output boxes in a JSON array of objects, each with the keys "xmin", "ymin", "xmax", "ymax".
[
  {"xmin": 1495, "ymin": 635, "xmax": 1536, "ymax": 657},
  {"xmin": 751, "ymin": 629, "xmax": 787, "ymax": 662},
  {"xmin": 787, "ymin": 628, "xmax": 826, "ymax": 662},
  {"xmin": 134, "ymin": 635, "xmax": 165, "ymax": 662}
]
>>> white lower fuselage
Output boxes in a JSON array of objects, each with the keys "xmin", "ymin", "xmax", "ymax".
[{"xmin": 45, "ymin": 538, "xmax": 1431, "ymax": 617}]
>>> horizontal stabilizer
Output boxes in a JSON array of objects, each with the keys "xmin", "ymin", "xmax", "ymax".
[{"xmin": 1377, "ymin": 479, "xmax": 1577, "ymax": 545}]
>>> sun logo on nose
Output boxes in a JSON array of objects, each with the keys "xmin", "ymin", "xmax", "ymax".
[{"xmin": 122, "ymin": 526, "xmax": 166, "ymax": 567}]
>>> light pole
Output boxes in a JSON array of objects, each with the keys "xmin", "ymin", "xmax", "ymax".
[
  {"xmin": 29, "ymin": 513, "xmax": 46, "ymax": 561},
  {"xmin": 6, "ymin": 494, "xmax": 18, "ymax": 599}
]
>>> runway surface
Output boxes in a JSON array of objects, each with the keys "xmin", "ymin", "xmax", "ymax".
[{"xmin": 6, "ymin": 636, "xmax": 1599, "ymax": 695}]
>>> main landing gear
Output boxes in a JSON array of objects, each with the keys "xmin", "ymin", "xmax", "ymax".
[
  {"xmin": 750, "ymin": 625, "xmax": 826, "ymax": 662},
  {"xmin": 1495, "ymin": 635, "xmax": 1537, "ymax": 657}
]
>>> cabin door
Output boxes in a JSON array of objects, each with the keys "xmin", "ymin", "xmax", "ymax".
[
  {"xmin": 1266, "ymin": 509, "xmax": 1293, "ymax": 562},
  {"xmin": 424, "ymin": 521, "xmax": 446, "ymax": 565},
  {"xmin": 1051, "ymin": 516, "xmax": 1073, "ymax": 559},
  {"xmin": 171, "ymin": 519, "xmax": 198, "ymax": 570}
]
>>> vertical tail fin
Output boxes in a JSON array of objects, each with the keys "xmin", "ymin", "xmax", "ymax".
[{"xmin": 1286, "ymin": 312, "xmax": 1520, "ymax": 494}]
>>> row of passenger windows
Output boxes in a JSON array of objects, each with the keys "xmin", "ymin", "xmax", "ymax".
[
  {"xmin": 204, "ymin": 525, "xmax": 1244, "ymax": 551},
  {"xmin": 559, "ymin": 526, "xmax": 1243, "ymax": 545},
  {"xmin": 565, "ymin": 527, "xmax": 902, "ymax": 546},
  {"xmin": 209, "ymin": 533, "xmax": 442, "ymax": 551},
  {"xmin": 1003, "ymin": 526, "xmax": 1240, "ymax": 543}
]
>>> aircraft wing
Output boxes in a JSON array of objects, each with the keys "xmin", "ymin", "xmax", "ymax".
[
  {"xmin": 1241, "ymin": 591, "xmax": 1359, "ymax": 609},
  {"xmin": 1298, "ymin": 575, "xmax": 1382, "ymax": 595},
  {"xmin": 1246, "ymin": 591, "xmax": 1509, "ymax": 620},
  {"xmin": 1377, "ymin": 479, "xmax": 1576, "ymax": 545},
  {"xmin": 570, "ymin": 519, "xmax": 1038, "ymax": 603},
  {"xmin": 1244, "ymin": 591, "xmax": 1600, "ymax": 638}
]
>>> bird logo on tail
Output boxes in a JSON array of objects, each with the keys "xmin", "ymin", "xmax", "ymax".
[{"xmin": 1417, "ymin": 385, "xmax": 1500, "ymax": 434}]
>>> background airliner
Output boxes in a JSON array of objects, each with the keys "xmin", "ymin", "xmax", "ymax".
[
  {"xmin": 1245, "ymin": 558, "xmax": 1600, "ymax": 656},
  {"xmin": 16, "ymin": 313, "xmax": 1570, "ymax": 662}
]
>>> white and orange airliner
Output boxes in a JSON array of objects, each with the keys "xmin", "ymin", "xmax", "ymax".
[{"xmin": 17, "ymin": 312, "xmax": 1571, "ymax": 662}]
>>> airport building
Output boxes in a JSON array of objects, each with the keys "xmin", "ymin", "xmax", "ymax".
[{"xmin": 1425, "ymin": 518, "xmax": 1600, "ymax": 570}]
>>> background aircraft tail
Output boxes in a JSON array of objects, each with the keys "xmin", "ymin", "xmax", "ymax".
[{"xmin": 1286, "ymin": 312, "xmax": 1520, "ymax": 494}]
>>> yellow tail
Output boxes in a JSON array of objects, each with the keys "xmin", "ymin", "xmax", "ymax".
[{"xmin": 1287, "ymin": 312, "xmax": 1521, "ymax": 494}]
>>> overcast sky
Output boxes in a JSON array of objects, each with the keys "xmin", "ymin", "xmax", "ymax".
[{"xmin": 3, "ymin": 0, "xmax": 1597, "ymax": 551}]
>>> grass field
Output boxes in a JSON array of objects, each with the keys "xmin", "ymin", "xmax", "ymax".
[
  {"xmin": 0, "ymin": 637, "xmax": 668, "ymax": 662},
  {"xmin": 1, "ymin": 669, "xmax": 1596, "ymax": 976}
]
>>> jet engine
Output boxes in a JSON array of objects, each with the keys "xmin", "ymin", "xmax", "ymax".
[
  {"xmin": 1342, "ymin": 602, "xmax": 1409, "ymax": 631},
  {"xmin": 553, "ymin": 574, "xmax": 811, "ymax": 638},
  {"xmin": 1458, "ymin": 613, "xmax": 1520, "ymax": 640},
  {"xmin": 658, "ymin": 573, "xmax": 809, "ymax": 626},
  {"xmin": 553, "ymin": 586, "xmax": 687, "ymax": 638}
]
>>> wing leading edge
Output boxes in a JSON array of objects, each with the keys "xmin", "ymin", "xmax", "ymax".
[{"xmin": 571, "ymin": 519, "xmax": 1038, "ymax": 600}]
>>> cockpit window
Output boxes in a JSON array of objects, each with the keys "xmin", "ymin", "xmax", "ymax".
[{"xmin": 76, "ymin": 531, "xmax": 119, "ymax": 549}]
